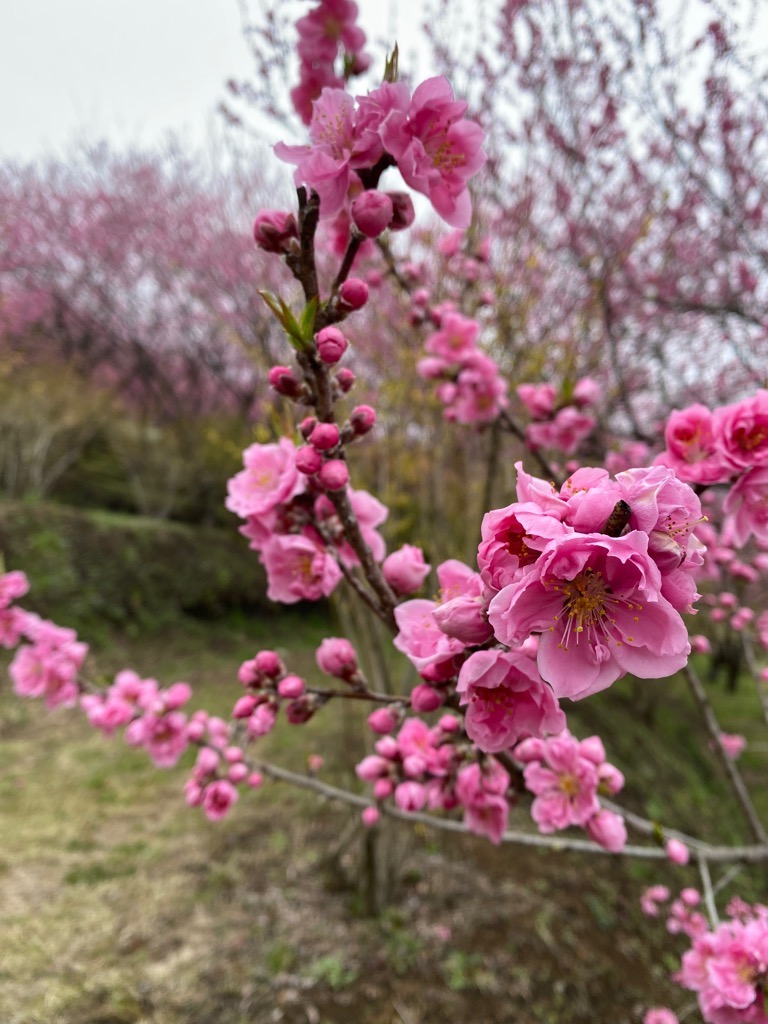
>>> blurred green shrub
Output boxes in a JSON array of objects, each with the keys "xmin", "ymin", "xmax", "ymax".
[{"xmin": 0, "ymin": 500, "xmax": 270, "ymax": 635}]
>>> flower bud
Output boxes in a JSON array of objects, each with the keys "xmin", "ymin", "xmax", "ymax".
[
  {"xmin": 253, "ymin": 209, "xmax": 298, "ymax": 253},
  {"xmin": 296, "ymin": 444, "xmax": 323, "ymax": 475},
  {"xmin": 410, "ymin": 683, "xmax": 444, "ymax": 712},
  {"xmin": 335, "ymin": 367, "xmax": 356, "ymax": 393},
  {"xmin": 352, "ymin": 190, "xmax": 394, "ymax": 238},
  {"xmin": 318, "ymin": 459, "xmax": 349, "ymax": 490},
  {"xmin": 254, "ymin": 650, "xmax": 284, "ymax": 679},
  {"xmin": 233, "ymin": 694, "xmax": 257, "ymax": 718},
  {"xmin": 299, "ymin": 416, "xmax": 318, "ymax": 440},
  {"xmin": 317, "ymin": 637, "xmax": 359, "ymax": 680},
  {"xmin": 349, "ymin": 405, "xmax": 376, "ymax": 437},
  {"xmin": 315, "ymin": 325, "xmax": 348, "ymax": 364},
  {"xmin": 268, "ymin": 365, "xmax": 304, "ymax": 399},
  {"xmin": 362, "ymin": 806, "xmax": 380, "ymax": 827},
  {"xmin": 665, "ymin": 838, "xmax": 690, "ymax": 865},
  {"xmin": 286, "ymin": 696, "xmax": 317, "ymax": 724},
  {"xmin": 387, "ymin": 191, "xmax": 415, "ymax": 231},
  {"xmin": 367, "ymin": 707, "xmax": 398, "ymax": 734},
  {"xmin": 382, "ymin": 545, "xmax": 430, "ymax": 596},
  {"xmin": 338, "ymin": 278, "xmax": 369, "ymax": 311},
  {"xmin": 277, "ymin": 674, "xmax": 306, "ymax": 699},
  {"xmin": 228, "ymin": 762, "xmax": 249, "ymax": 784},
  {"xmin": 309, "ymin": 422, "xmax": 341, "ymax": 451}
]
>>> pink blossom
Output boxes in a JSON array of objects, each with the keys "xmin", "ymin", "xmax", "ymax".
[
  {"xmin": 226, "ymin": 438, "xmax": 304, "ymax": 519},
  {"xmin": 517, "ymin": 383, "xmax": 556, "ymax": 419},
  {"xmin": 641, "ymin": 885, "xmax": 671, "ymax": 917},
  {"xmin": 526, "ymin": 406, "xmax": 595, "ymax": 455},
  {"xmin": 454, "ymin": 761, "xmax": 510, "ymax": 844},
  {"xmin": 716, "ymin": 391, "xmax": 768, "ymax": 471},
  {"xmin": 202, "ymin": 779, "xmax": 239, "ymax": 821},
  {"xmin": 720, "ymin": 733, "xmax": 747, "ymax": 760},
  {"xmin": 523, "ymin": 733, "xmax": 601, "ymax": 831},
  {"xmin": 723, "ymin": 466, "xmax": 768, "ymax": 546},
  {"xmin": 488, "ymin": 532, "xmax": 691, "ymax": 700},
  {"xmin": 393, "ymin": 599, "xmax": 466, "ymax": 679},
  {"xmin": 261, "ymin": 533, "xmax": 342, "ymax": 604},
  {"xmin": 572, "ymin": 377, "xmax": 601, "ymax": 408},
  {"xmin": 126, "ymin": 710, "xmax": 188, "ymax": 767},
  {"xmin": 380, "ymin": 76, "xmax": 487, "ymax": 228},
  {"xmin": 656, "ymin": 404, "xmax": 732, "ymax": 485},
  {"xmin": 425, "ymin": 312, "xmax": 480, "ymax": 362},
  {"xmin": 456, "ymin": 649, "xmax": 565, "ymax": 753},
  {"xmin": 432, "ymin": 559, "xmax": 493, "ymax": 645}
]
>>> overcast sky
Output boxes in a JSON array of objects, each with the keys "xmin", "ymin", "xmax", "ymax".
[{"xmin": 0, "ymin": 0, "xmax": 422, "ymax": 163}]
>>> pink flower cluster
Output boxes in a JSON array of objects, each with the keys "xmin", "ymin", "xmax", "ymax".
[
  {"xmin": 291, "ymin": 0, "xmax": 370, "ymax": 125},
  {"xmin": 676, "ymin": 899, "xmax": 768, "ymax": 1023},
  {"xmin": 5, "ymin": 572, "xmax": 89, "ymax": 710},
  {"xmin": 81, "ymin": 670, "xmax": 191, "ymax": 768},
  {"xmin": 356, "ymin": 713, "xmax": 513, "ymax": 843},
  {"xmin": 417, "ymin": 310, "xmax": 508, "ymax": 424},
  {"xmin": 276, "ymin": 76, "xmax": 486, "ymax": 227},
  {"xmin": 517, "ymin": 378, "xmax": 598, "ymax": 455},
  {"xmin": 226, "ymin": 436, "xmax": 387, "ymax": 604},
  {"xmin": 657, "ymin": 392, "xmax": 768, "ymax": 549},
  {"xmin": 482, "ymin": 462, "xmax": 700, "ymax": 700},
  {"xmin": 514, "ymin": 730, "xmax": 627, "ymax": 851}
]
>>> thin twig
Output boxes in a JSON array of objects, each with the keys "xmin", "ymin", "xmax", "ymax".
[
  {"xmin": 698, "ymin": 854, "xmax": 720, "ymax": 928},
  {"xmin": 683, "ymin": 662, "xmax": 768, "ymax": 845},
  {"xmin": 248, "ymin": 758, "xmax": 768, "ymax": 862}
]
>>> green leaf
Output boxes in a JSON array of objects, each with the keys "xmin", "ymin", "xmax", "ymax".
[{"xmin": 258, "ymin": 291, "xmax": 309, "ymax": 351}]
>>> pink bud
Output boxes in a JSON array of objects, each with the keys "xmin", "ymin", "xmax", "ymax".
[
  {"xmin": 278, "ymin": 674, "xmax": 306, "ymax": 699},
  {"xmin": 233, "ymin": 695, "xmax": 257, "ymax": 718},
  {"xmin": 186, "ymin": 720, "xmax": 206, "ymax": 742},
  {"xmin": 317, "ymin": 637, "xmax": 359, "ymax": 680},
  {"xmin": 253, "ymin": 209, "xmax": 298, "ymax": 253},
  {"xmin": 361, "ymin": 806, "xmax": 380, "ymax": 827},
  {"xmin": 375, "ymin": 736, "xmax": 398, "ymax": 759},
  {"xmin": 438, "ymin": 715, "xmax": 461, "ymax": 734},
  {"xmin": 368, "ymin": 707, "xmax": 398, "ymax": 734},
  {"xmin": 394, "ymin": 781, "xmax": 427, "ymax": 812},
  {"xmin": 382, "ymin": 545, "xmax": 431, "ymax": 596},
  {"xmin": 254, "ymin": 650, "xmax": 284, "ymax": 678},
  {"xmin": 318, "ymin": 459, "xmax": 349, "ymax": 490},
  {"xmin": 315, "ymin": 326, "xmax": 348, "ymax": 364},
  {"xmin": 410, "ymin": 683, "xmax": 444, "ymax": 712},
  {"xmin": 196, "ymin": 748, "xmax": 220, "ymax": 775},
  {"xmin": 665, "ymin": 838, "xmax": 690, "ymax": 865},
  {"xmin": 338, "ymin": 278, "xmax": 369, "ymax": 311},
  {"xmin": 387, "ymin": 191, "xmax": 415, "ymax": 231},
  {"xmin": 247, "ymin": 771, "xmax": 264, "ymax": 789},
  {"xmin": 373, "ymin": 778, "xmax": 394, "ymax": 800},
  {"xmin": 586, "ymin": 809, "xmax": 627, "ymax": 852},
  {"xmin": 268, "ymin": 365, "xmax": 303, "ymax": 398},
  {"xmin": 285, "ymin": 696, "xmax": 316, "ymax": 724},
  {"xmin": 296, "ymin": 444, "xmax": 323, "ymax": 475},
  {"xmin": 310, "ymin": 422, "xmax": 341, "ymax": 451},
  {"xmin": 164, "ymin": 682, "xmax": 191, "ymax": 710},
  {"xmin": 228, "ymin": 763, "xmax": 248, "ymax": 784},
  {"xmin": 299, "ymin": 416, "xmax": 318, "ymax": 439},
  {"xmin": 224, "ymin": 746, "xmax": 243, "ymax": 763},
  {"xmin": 335, "ymin": 367, "xmax": 356, "ymax": 392},
  {"xmin": 690, "ymin": 634, "xmax": 711, "ymax": 654},
  {"xmin": 307, "ymin": 754, "xmax": 324, "ymax": 773},
  {"xmin": 349, "ymin": 405, "xmax": 376, "ymax": 437},
  {"xmin": 351, "ymin": 190, "xmax": 394, "ymax": 238}
]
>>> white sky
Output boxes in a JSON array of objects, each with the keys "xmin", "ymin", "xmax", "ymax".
[{"xmin": 0, "ymin": 0, "xmax": 423, "ymax": 163}]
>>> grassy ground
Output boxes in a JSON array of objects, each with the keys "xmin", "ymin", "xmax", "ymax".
[{"xmin": 1, "ymin": 616, "xmax": 767, "ymax": 1024}]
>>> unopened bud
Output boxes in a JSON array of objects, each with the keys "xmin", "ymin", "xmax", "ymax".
[
  {"xmin": 335, "ymin": 367, "xmax": 356, "ymax": 393},
  {"xmin": 268, "ymin": 364, "xmax": 303, "ymax": 398},
  {"xmin": 338, "ymin": 278, "xmax": 369, "ymax": 311},
  {"xmin": 387, "ymin": 191, "xmax": 415, "ymax": 231},
  {"xmin": 349, "ymin": 404, "xmax": 376, "ymax": 436},
  {"xmin": 296, "ymin": 444, "xmax": 323, "ymax": 475},
  {"xmin": 318, "ymin": 459, "xmax": 349, "ymax": 490},
  {"xmin": 315, "ymin": 325, "xmax": 348, "ymax": 364},
  {"xmin": 253, "ymin": 209, "xmax": 298, "ymax": 253},
  {"xmin": 352, "ymin": 190, "xmax": 394, "ymax": 238},
  {"xmin": 309, "ymin": 422, "xmax": 341, "ymax": 451}
]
